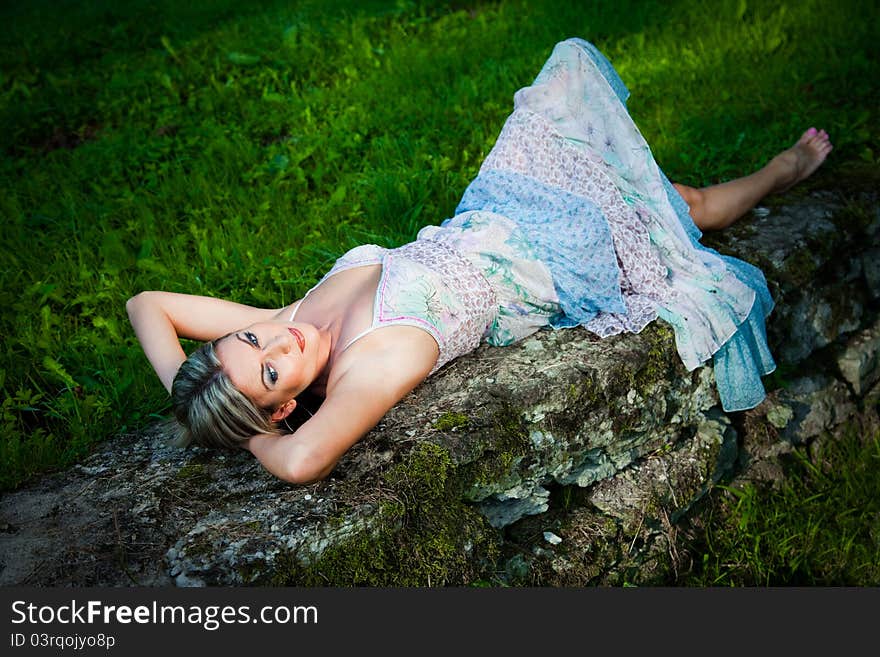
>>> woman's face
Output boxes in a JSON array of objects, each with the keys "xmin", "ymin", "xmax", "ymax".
[{"xmin": 214, "ymin": 320, "xmax": 319, "ymax": 418}]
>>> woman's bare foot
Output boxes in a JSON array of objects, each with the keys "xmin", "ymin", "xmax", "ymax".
[
  {"xmin": 771, "ymin": 127, "xmax": 833, "ymax": 194},
  {"xmin": 673, "ymin": 127, "xmax": 834, "ymax": 231}
]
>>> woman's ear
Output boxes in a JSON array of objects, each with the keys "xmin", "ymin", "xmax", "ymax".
[{"xmin": 270, "ymin": 398, "xmax": 297, "ymax": 422}]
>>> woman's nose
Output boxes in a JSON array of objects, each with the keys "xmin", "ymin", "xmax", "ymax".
[{"xmin": 268, "ymin": 334, "xmax": 292, "ymax": 355}]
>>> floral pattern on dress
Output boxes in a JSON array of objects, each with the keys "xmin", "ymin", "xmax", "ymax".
[
  {"xmin": 510, "ymin": 38, "xmax": 776, "ymax": 410},
  {"xmin": 510, "ymin": 39, "xmax": 760, "ymax": 371},
  {"xmin": 307, "ymin": 240, "xmax": 496, "ymax": 374},
  {"xmin": 302, "ymin": 38, "xmax": 776, "ymax": 411},
  {"xmin": 475, "ymin": 109, "xmax": 674, "ymax": 339},
  {"xmin": 419, "ymin": 211, "xmax": 561, "ymax": 347}
]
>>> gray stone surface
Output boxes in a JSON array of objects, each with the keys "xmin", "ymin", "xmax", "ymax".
[
  {"xmin": 837, "ymin": 317, "xmax": 880, "ymax": 395},
  {"xmin": 1, "ymin": 185, "xmax": 878, "ymax": 586}
]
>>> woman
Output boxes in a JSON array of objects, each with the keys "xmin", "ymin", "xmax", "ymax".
[{"xmin": 127, "ymin": 39, "xmax": 832, "ymax": 484}]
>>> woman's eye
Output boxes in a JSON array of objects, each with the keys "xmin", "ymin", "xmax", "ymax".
[
  {"xmin": 267, "ymin": 365, "xmax": 278, "ymax": 383},
  {"xmin": 245, "ymin": 331, "xmax": 259, "ymax": 347}
]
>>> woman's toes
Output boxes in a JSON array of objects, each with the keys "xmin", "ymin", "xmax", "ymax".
[{"xmin": 800, "ymin": 127, "xmax": 817, "ymax": 144}]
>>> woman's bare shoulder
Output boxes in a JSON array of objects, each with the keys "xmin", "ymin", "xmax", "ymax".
[{"xmin": 325, "ymin": 325, "xmax": 440, "ymax": 396}]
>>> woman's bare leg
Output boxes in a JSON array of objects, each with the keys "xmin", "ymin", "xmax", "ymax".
[{"xmin": 673, "ymin": 128, "xmax": 833, "ymax": 232}]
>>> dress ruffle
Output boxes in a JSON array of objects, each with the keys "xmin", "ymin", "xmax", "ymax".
[{"xmin": 456, "ymin": 38, "xmax": 776, "ymax": 411}]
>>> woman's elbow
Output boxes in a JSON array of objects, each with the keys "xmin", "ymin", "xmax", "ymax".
[
  {"xmin": 126, "ymin": 291, "xmax": 153, "ymax": 317},
  {"xmin": 125, "ymin": 293, "xmax": 141, "ymax": 315},
  {"xmin": 281, "ymin": 464, "xmax": 329, "ymax": 485},
  {"xmin": 279, "ymin": 447, "xmax": 335, "ymax": 485}
]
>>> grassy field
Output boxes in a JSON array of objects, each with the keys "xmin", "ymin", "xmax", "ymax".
[
  {"xmin": 2, "ymin": 0, "xmax": 878, "ymax": 583},
  {"xmin": 679, "ymin": 428, "xmax": 880, "ymax": 586}
]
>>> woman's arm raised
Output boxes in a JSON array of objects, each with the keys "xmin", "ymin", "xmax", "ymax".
[{"xmin": 126, "ymin": 291, "xmax": 284, "ymax": 393}]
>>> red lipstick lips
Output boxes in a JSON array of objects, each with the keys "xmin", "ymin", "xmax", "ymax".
[{"xmin": 289, "ymin": 327, "xmax": 305, "ymax": 352}]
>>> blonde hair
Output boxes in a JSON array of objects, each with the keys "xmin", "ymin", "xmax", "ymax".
[{"xmin": 170, "ymin": 339, "xmax": 281, "ymax": 449}]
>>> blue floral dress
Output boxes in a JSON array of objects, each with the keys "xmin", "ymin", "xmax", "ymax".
[{"xmin": 309, "ymin": 39, "xmax": 776, "ymax": 411}]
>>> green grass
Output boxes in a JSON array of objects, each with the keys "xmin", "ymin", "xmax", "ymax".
[
  {"xmin": 1, "ymin": 0, "xmax": 879, "ymax": 582},
  {"xmin": 680, "ymin": 428, "xmax": 880, "ymax": 586}
]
